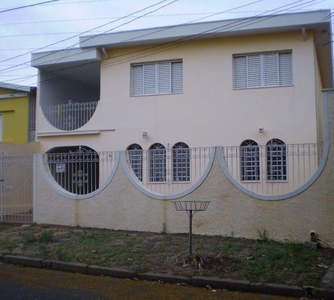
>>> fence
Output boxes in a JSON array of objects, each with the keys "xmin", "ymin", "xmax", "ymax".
[
  {"xmin": 45, "ymin": 150, "xmax": 116, "ymax": 195},
  {"xmin": 0, "ymin": 154, "xmax": 33, "ymax": 223},
  {"xmin": 222, "ymin": 143, "xmax": 319, "ymax": 196},
  {"xmin": 42, "ymin": 144, "xmax": 321, "ymax": 198},
  {"xmin": 41, "ymin": 101, "xmax": 98, "ymax": 131},
  {"xmin": 125, "ymin": 147, "xmax": 213, "ymax": 196}
]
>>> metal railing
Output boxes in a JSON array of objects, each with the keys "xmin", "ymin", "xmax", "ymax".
[
  {"xmin": 222, "ymin": 143, "xmax": 319, "ymax": 196},
  {"xmin": 45, "ymin": 150, "xmax": 115, "ymax": 195},
  {"xmin": 0, "ymin": 154, "xmax": 33, "ymax": 223},
  {"xmin": 125, "ymin": 147, "xmax": 213, "ymax": 196},
  {"xmin": 41, "ymin": 101, "xmax": 98, "ymax": 131},
  {"xmin": 42, "ymin": 144, "xmax": 321, "ymax": 198}
]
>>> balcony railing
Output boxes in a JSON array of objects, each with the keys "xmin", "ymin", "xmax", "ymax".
[{"xmin": 42, "ymin": 101, "xmax": 98, "ymax": 131}]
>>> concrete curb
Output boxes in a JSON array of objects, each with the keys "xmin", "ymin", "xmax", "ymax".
[{"xmin": 1, "ymin": 254, "xmax": 333, "ymax": 299}]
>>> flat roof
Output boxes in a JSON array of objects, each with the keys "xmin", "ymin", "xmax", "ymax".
[
  {"xmin": 79, "ymin": 10, "xmax": 332, "ymax": 48},
  {"xmin": 0, "ymin": 82, "xmax": 35, "ymax": 93}
]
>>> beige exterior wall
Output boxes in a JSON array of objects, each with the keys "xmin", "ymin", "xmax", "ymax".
[
  {"xmin": 37, "ymin": 31, "xmax": 319, "ymax": 153},
  {"xmin": 34, "ymin": 92, "xmax": 334, "ymax": 247}
]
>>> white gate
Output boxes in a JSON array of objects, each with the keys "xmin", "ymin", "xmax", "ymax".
[{"xmin": 0, "ymin": 154, "xmax": 33, "ymax": 223}]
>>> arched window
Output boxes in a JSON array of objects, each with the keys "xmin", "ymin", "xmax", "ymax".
[
  {"xmin": 173, "ymin": 142, "xmax": 190, "ymax": 182},
  {"xmin": 266, "ymin": 139, "xmax": 287, "ymax": 181},
  {"xmin": 240, "ymin": 140, "xmax": 260, "ymax": 181},
  {"xmin": 149, "ymin": 143, "xmax": 166, "ymax": 182},
  {"xmin": 127, "ymin": 144, "xmax": 143, "ymax": 181}
]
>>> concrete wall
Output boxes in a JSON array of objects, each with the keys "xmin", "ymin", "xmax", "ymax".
[{"xmin": 34, "ymin": 91, "xmax": 334, "ymax": 247}]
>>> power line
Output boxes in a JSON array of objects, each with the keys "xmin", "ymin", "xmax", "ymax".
[
  {"xmin": 22, "ymin": 0, "xmax": 320, "ymax": 86},
  {"xmin": 0, "ymin": 0, "xmax": 59, "ymax": 13},
  {"xmin": 2, "ymin": 0, "xmax": 332, "ymax": 85},
  {"xmin": 0, "ymin": 0, "xmax": 176, "ymax": 67}
]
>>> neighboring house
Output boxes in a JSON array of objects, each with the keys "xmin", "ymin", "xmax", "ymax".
[
  {"xmin": 31, "ymin": 10, "xmax": 334, "ymax": 246},
  {"xmin": 0, "ymin": 82, "xmax": 36, "ymax": 143}
]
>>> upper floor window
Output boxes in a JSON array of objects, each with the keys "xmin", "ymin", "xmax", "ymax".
[
  {"xmin": 132, "ymin": 60, "xmax": 183, "ymax": 96},
  {"xmin": 234, "ymin": 51, "xmax": 292, "ymax": 89}
]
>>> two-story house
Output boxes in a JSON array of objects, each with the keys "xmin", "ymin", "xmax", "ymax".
[{"xmin": 31, "ymin": 10, "xmax": 334, "ymax": 245}]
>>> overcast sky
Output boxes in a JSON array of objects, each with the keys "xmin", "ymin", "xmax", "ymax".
[{"xmin": 1, "ymin": 0, "xmax": 334, "ymax": 87}]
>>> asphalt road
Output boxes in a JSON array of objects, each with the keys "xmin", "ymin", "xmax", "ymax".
[{"xmin": 0, "ymin": 263, "xmax": 299, "ymax": 300}]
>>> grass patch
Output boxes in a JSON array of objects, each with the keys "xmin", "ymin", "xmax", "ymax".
[{"xmin": 0, "ymin": 223, "xmax": 332, "ymax": 287}]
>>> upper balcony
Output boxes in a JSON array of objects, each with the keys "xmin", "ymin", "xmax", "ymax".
[{"xmin": 32, "ymin": 48, "xmax": 101, "ymax": 131}]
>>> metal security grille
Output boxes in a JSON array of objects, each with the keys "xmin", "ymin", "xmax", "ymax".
[
  {"xmin": 46, "ymin": 148, "xmax": 115, "ymax": 195},
  {"xmin": 240, "ymin": 140, "xmax": 260, "ymax": 181},
  {"xmin": 42, "ymin": 101, "xmax": 98, "ymax": 131},
  {"xmin": 150, "ymin": 144, "xmax": 166, "ymax": 182},
  {"xmin": 125, "ymin": 147, "xmax": 213, "ymax": 196},
  {"xmin": 222, "ymin": 143, "xmax": 319, "ymax": 196},
  {"xmin": 173, "ymin": 143, "xmax": 190, "ymax": 182},
  {"xmin": 267, "ymin": 139, "xmax": 287, "ymax": 181},
  {"xmin": 128, "ymin": 144, "xmax": 143, "ymax": 181},
  {"xmin": 0, "ymin": 154, "xmax": 33, "ymax": 223}
]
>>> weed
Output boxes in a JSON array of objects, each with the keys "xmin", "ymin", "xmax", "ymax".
[
  {"xmin": 55, "ymin": 246, "xmax": 73, "ymax": 261},
  {"xmin": 257, "ymin": 229, "xmax": 269, "ymax": 242},
  {"xmin": 39, "ymin": 230, "xmax": 54, "ymax": 244},
  {"xmin": 38, "ymin": 244, "xmax": 50, "ymax": 258},
  {"xmin": 23, "ymin": 233, "xmax": 37, "ymax": 245}
]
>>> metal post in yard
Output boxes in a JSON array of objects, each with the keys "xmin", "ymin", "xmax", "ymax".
[{"xmin": 172, "ymin": 201, "xmax": 210, "ymax": 258}]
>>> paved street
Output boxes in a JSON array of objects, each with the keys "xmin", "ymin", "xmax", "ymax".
[{"xmin": 0, "ymin": 263, "xmax": 300, "ymax": 300}]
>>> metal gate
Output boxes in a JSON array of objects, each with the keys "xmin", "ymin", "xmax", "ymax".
[{"xmin": 0, "ymin": 154, "xmax": 33, "ymax": 223}]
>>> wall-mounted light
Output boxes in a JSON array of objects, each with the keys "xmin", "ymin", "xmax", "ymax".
[
  {"xmin": 258, "ymin": 127, "xmax": 264, "ymax": 133},
  {"xmin": 142, "ymin": 132, "xmax": 148, "ymax": 138}
]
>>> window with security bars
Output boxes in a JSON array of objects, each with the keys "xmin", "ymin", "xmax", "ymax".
[
  {"xmin": 240, "ymin": 140, "xmax": 260, "ymax": 181},
  {"xmin": 132, "ymin": 60, "xmax": 183, "ymax": 96},
  {"xmin": 234, "ymin": 51, "xmax": 292, "ymax": 89},
  {"xmin": 127, "ymin": 144, "xmax": 143, "ymax": 181},
  {"xmin": 150, "ymin": 143, "xmax": 166, "ymax": 182},
  {"xmin": 267, "ymin": 139, "xmax": 287, "ymax": 181},
  {"xmin": 173, "ymin": 142, "xmax": 190, "ymax": 182}
]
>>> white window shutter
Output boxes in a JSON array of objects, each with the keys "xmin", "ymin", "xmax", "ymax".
[
  {"xmin": 158, "ymin": 62, "xmax": 171, "ymax": 94},
  {"xmin": 247, "ymin": 55, "xmax": 261, "ymax": 87},
  {"xmin": 264, "ymin": 53, "xmax": 278, "ymax": 86},
  {"xmin": 171, "ymin": 61, "xmax": 183, "ymax": 93},
  {"xmin": 234, "ymin": 56, "xmax": 247, "ymax": 88},
  {"xmin": 144, "ymin": 63, "xmax": 156, "ymax": 95},
  {"xmin": 132, "ymin": 65, "xmax": 143, "ymax": 96},
  {"xmin": 279, "ymin": 52, "xmax": 292, "ymax": 86}
]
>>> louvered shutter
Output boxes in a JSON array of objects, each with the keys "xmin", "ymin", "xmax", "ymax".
[
  {"xmin": 279, "ymin": 52, "xmax": 292, "ymax": 86},
  {"xmin": 247, "ymin": 55, "xmax": 261, "ymax": 87},
  {"xmin": 264, "ymin": 53, "xmax": 279, "ymax": 86},
  {"xmin": 234, "ymin": 56, "xmax": 247, "ymax": 88},
  {"xmin": 144, "ymin": 63, "xmax": 156, "ymax": 95},
  {"xmin": 158, "ymin": 62, "xmax": 171, "ymax": 94},
  {"xmin": 132, "ymin": 65, "xmax": 143, "ymax": 96},
  {"xmin": 171, "ymin": 61, "xmax": 183, "ymax": 93}
]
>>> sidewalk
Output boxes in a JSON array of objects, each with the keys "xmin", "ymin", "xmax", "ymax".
[{"xmin": 1, "ymin": 254, "xmax": 333, "ymax": 299}]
